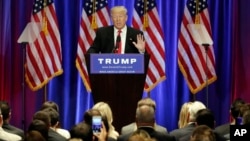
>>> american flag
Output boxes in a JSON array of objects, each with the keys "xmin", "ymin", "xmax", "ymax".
[
  {"xmin": 26, "ymin": 0, "xmax": 62, "ymax": 91},
  {"xmin": 178, "ymin": 0, "xmax": 217, "ymax": 94},
  {"xmin": 132, "ymin": 0, "xmax": 166, "ymax": 92},
  {"xmin": 76, "ymin": 0, "xmax": 110, "ymax": 92}
]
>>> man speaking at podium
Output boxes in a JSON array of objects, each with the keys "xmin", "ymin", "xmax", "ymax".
[
  {"xmin": 86, "ymin": 6, "xmax": 148, "ymax": 134},
  {"xmin": 87, "ymin": 6, "xmax": 146, "ymax": 54}
]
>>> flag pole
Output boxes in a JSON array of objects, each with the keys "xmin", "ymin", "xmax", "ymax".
[
  {"xmin": 202, "ymin": 43, "xmax": 210, "ymax": 107},
  {"xmin": 21, "ymin": 43, "xmax": 26, "ymax": 132}
]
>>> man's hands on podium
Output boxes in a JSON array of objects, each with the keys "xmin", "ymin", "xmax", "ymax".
[{"xmin": 132, "ymin": 34, "xmax": 146, "ymax": 53}]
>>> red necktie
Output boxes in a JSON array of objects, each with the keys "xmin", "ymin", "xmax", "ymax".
[{"xmin": 116, "ymin": 30, "xmax": 122, "ymax": 54}]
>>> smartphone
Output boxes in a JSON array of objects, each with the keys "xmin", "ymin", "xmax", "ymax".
[{"xmin": 92, "ymin": 116, "xmax": 102, "ymax": 134}]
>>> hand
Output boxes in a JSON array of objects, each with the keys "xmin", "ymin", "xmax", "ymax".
[
  {"xmin": 132, "ymin": 34, "xmax": 145, "ymax": 53},
  {"xmin": 93, "ymin": 122, "xmax": 107, "ymax": 141}
]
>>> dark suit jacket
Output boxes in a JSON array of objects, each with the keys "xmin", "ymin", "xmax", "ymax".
[
  {"xmin": 2, "ymin": 123, "xmax": 24, "ymax": 139},
  {"xmin": 121, "ymin": 122, "xmax": 168, "ymax": 135},
  {"xmin": 48, "ymin": 128, "xmax": 67, "ymax": 141},
  {"xmin": 87, "ymin": 25, "xmax": 143, "ymax": 53},
  {"xmin": 214, "ymin": 123, "xmax": 230, "ymax": 138},
  {"xmin": 118, "ymin": 127, "xmax": 176, "ymax": 141},
  {"xmin": 169, "ymin": 123, "xmax": 196, "ymax": 141}
]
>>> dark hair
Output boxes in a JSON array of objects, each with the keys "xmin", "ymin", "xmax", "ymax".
[
  {"xmin": 25, "ymin": 130, "xmax": 46, "ymax": 141},
  {"xmin": 70, "ymin": 122, "xmax": 92, "ymax": 141},
  {"xmin": 230, "ymin": 98, "xmax": 245, "ymax": 119},
  {"xmin": 195, "ymin": 109, "xmax": 215, "ymax": 129},
  {"xmin": 42, "ymin": 108, "xmax": 59, "ymax": 126},
  {"xmin": 0, "ymin": 101, "xmax": 10, "ymax": 120},
  {"xmin": 28, "ymin": 119, "xmax": 49, "ymax": 139},
  {"xmin": 33, "ymin": 110, "xmax": 51, "ymax": 127},
  {"xmin": 41, "ymin": 101, "xmax": 59, "ymax": 112}
]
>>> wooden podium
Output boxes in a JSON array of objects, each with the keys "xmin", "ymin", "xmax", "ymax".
[{"xmin": 85, "ymin": 54, "xmax": 149, "ymax": 133}]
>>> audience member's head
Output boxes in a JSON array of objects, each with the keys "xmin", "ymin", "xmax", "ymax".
[
  {"xmin": 25, "ymin": 130, "xmax": 46, "ymax": 141},
  {"xmin": 128, "ymin": 129, "xmax": 155, "ymax": 141},
  {"xmin": 41, "ymin": 101, "xmax": 59, "ymax": 112},
  {"xmin": 195, "ymin": 109, "xmax": 215, "ymax": 129},
  {"xmin": 83, "ymin": 109, "xmax": 110, "ymax": 135},
  {"xmin": 135, "ymin": 105, "xmax": 155, "ymax": 127},
  {"xmin": 230, "ymin": 98, "xmax": 245, "ymax": 120},
  {"xmin": 188, "ymin": 101, "xmax": 206, "ymax": 122},
  {"xmin": 137, "ymin": 98, "xmax": 156, "ymax": 111},
  {"xmin": 0, "ymin": 101, "xmax": 11, "ymax": 122},
  {"xmin": 190, "ymin": 125, "xmax": 216, "ymax": 141},
  {"xmin": 33, "ymin": 110, "xmax": 51, "ymax": 128},
  {"xmin": 42, "ymin": 107, "xmax": 60, "ymax": 128},
  {"xmin": 70, "ymin": 122, "xmax": 92, "ymax": 141},
  {"xmin": 92, "ymin": 102, "xmax": 114, "ymax": 126},
  {"xmin": 28, "ymin": 119, "xmax": 49, "ymax": 139},
  {"xmin": 178, "ymin": 102, "xmax": 193, "ymax": 128}
]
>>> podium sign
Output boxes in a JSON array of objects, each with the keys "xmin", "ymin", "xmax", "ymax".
[{"xmin": 90, "ymin": 54, "xmax": 144, "ymax": 74}]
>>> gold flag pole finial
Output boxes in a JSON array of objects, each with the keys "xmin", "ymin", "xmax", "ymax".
[
  {"xmin": 91, "ymin": 0, "xmax": 98, "ymax": 29},
  {"xmin": 143, "ymin": 0, "xmax": 149, "ymax": 31},
  {"xmin": 195, "ymin": 0, "xmax": 200, "ymax": 25},
  {"xmin": 42, "ymin": 0, "xmax": 49, "ymax": 35}
]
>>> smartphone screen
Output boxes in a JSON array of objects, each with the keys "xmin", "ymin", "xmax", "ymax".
[{"xmin": 92, "ymin": 116, "xmax": 102, "ymax": 134}]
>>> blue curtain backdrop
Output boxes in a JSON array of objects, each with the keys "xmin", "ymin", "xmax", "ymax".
[{"xmin": 1, "ymin": 0, "xmax": 249, "ymax": 132}]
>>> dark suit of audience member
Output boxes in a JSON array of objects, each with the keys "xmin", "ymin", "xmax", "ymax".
[
  {"xmin": 170, "ymin": 101, "xmax": 206, "ymax": 141},
  {"xmin": 215, "ymin": 98, "xmax": 245, "ymax": 140},
  {"xmin": 118, "ymin": 105, "xmax": 175, "ymax": 141},
  {"xmin": 0, "ymin": 101, "xmax": 24, "ymax": 139},
  {"xmin": 179, "ymin": 109, "xmax": 227, "ymax": 141}
]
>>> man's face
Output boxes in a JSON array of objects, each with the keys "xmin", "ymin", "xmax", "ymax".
[{"xmin": 111, "ymin": 11, "xmax": 127, "ymax": 29}]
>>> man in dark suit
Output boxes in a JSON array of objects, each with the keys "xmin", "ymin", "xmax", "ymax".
[
  {"xmin": 121, "ymin": 97, "xmax": 168, "ymax": 135},
  {"xmin": 0, "ymin": 101, "xmax": 24, "ymax": 139},
  {"xmin": 169, "ymin": 101, "xmax": 206, "ymax": 141},
  {"xmin": 87, "ymin": 6, "xmax": 146, "ymax": 54},
  {"xmin": 214, "ymin": 98, "xmax": 245, "ymax": 140},
  {"xmin": 118, "ymin": 105, "xmax": 175, "ymax": 141}
]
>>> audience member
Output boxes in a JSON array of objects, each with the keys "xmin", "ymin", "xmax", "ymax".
[
  {"xmin": 179, "ymin": 109, "xmax": 227, "ymax": 141},
  {"xmin": 169, "ymin": 101, "xmax": 206, "ymax": 141},
  {"xmin": 190, "ymin": 125, "xmax": 215, "ymax": 141},
  {"xmin": 178, "ymin": 102, "xmax": 193, "ymax": 129},
  {"xmin": 92, "ymin": 102, "xmax": 119, "ymax": 139},
  {"xmin": 118, "ymin": 105, "xmax": 175, "ymax": 141},
  {"xmin": 0, "ymin": 108, "xmax": 22, "ymax": 141},
  {"xmin": 28, "ymin": 119, "xmax": 49, "ymax": 139},
  {"xmin": 33, "ymin": 110, "xmax": 67, "ymax": 141},
  {"xmin": 25, "ymin": 130, "xmax": 46, "ymax": 141},
  {"xmin": 0, "ymin": 101, "xmax": 24, "ymax": 139},
  {"xmin": 40, "ymin": 101, "xmax": 70, "ymax": 139},
  {"xmin": 70, "ymin": 121, "xmax": 107, "ymax": 141},
  {"xmin": 215, "ymin": 98, "xmax": 245, "ymax": 139},
  {"xmin": 121, "ymin": 97, "xmax": 168, "ymax": 135},
  {"xmin": 82, "ymin": 109, "xmax": 115, "ymax": 141}
]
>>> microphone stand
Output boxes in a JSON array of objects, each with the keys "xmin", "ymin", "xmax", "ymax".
[{"xmin": 202, "ymin": 43, "xmax": 210, "ymax": 107}]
